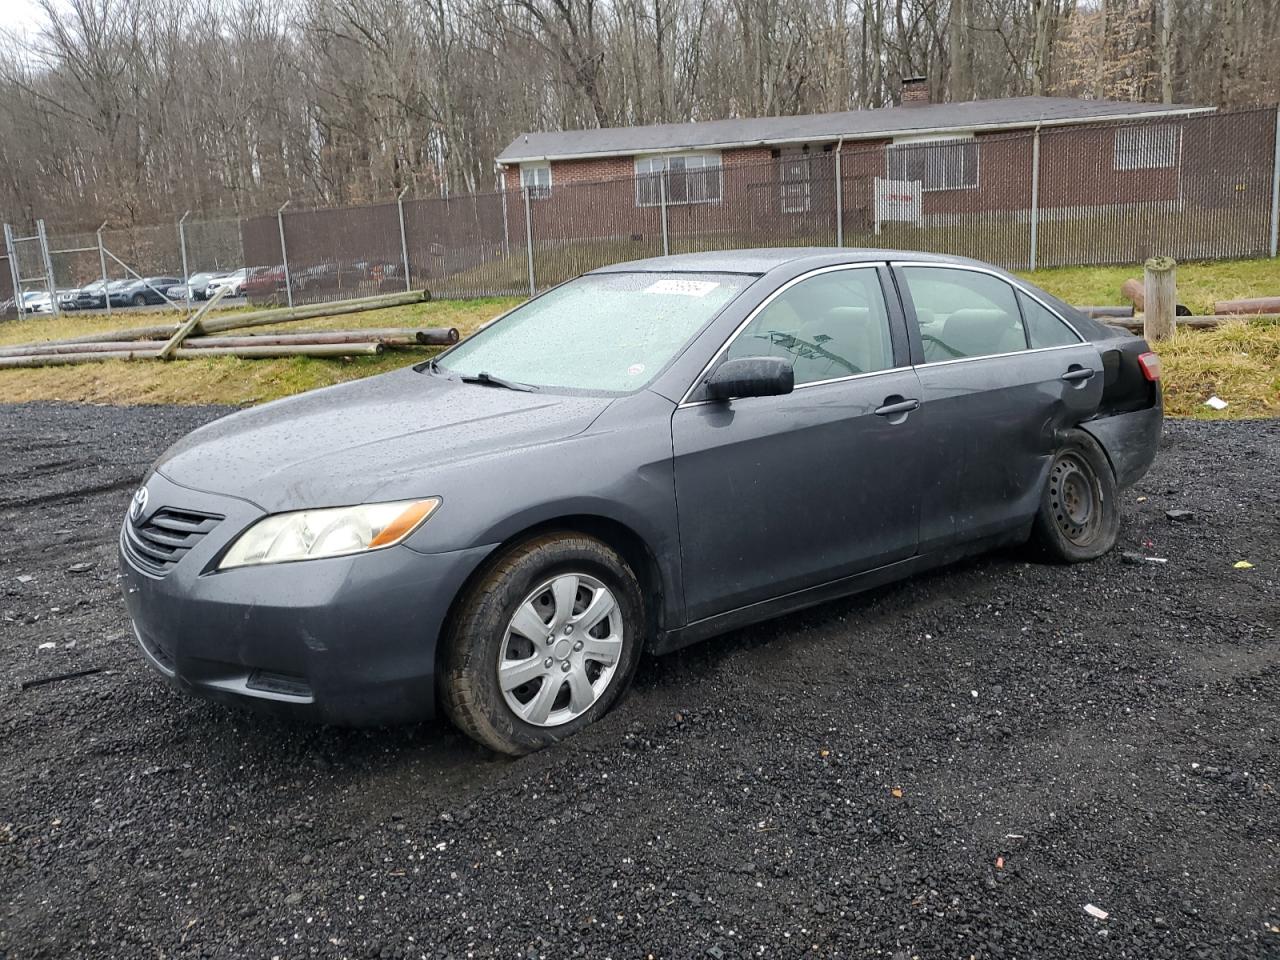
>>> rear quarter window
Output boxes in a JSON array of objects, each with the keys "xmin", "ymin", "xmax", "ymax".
[{"xmin": 1018, "ymin": 290, "xmax": 1082, "ymax": 348}]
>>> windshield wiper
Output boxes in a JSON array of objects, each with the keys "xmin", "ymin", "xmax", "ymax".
[{"xmin": 459, "ymin": 371, "xmax": 537, "ymax": 392}]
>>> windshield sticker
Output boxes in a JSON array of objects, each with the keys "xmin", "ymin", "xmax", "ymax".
[
  {"xmin": 645, "ymin": 278, "xmax": 720, "ymax": 298},
  {"xmin": 627, "ymin": 363, "xmax": 646, "ymax": 377}
]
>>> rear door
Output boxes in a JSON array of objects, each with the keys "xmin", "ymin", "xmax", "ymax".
[
  {"xmin": 891, "ymin": 263, "xmax": 1103, "ymax": 551},
  {"xmin": 672, "ymin": 264, "xmax": 925, "ymax": 624}
]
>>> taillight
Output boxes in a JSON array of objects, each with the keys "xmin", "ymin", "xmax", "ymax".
[{"xmin": 1137, "ymin": 352, "xmax": 1161, "ymax": 381}]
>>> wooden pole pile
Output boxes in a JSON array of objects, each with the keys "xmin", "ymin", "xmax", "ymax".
[{"xmin": 0, "ymin": 289, "xmax": 461, "ymax": 369}]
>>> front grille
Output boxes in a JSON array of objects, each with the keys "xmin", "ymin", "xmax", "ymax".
[{"xmin": 124, "ymin": 507, "xmax": 222, "ymax": 575}]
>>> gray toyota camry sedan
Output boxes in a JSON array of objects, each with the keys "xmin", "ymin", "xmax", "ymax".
[{"xmin": 120, "ymin": 248, "xmax": 1162, "ymax": 754}]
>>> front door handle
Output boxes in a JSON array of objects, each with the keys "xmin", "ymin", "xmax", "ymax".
[
  {"xmin": 1061, "ymin": 366, "xmax": 1095, "ymax": 383},
  {"xmin": 874, "ymin": 397, "xmax": 921, "ymax": 417}
]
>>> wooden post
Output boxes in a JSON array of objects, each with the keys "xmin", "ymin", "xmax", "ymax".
[{"xmin": 1142, "ymin": 256, "xmax": 1176, "ymax": 342}]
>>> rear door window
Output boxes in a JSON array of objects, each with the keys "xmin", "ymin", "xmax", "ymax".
[
  {"xmin": 722, "ymin": 267, "xmax": 895, "ymax": 385},
  {"xmin": 900, "ymin": 266, "xmax": 1028, "ymax": 362}
]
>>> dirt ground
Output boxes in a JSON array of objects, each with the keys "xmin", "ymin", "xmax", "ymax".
[{"xmin": 0, "ymin": 403, "xmax": 1276, "ymax": 960}]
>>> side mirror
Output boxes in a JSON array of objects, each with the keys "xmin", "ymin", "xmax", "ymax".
[{"xmin": 704, "ymin": 356, "xmax": 794, "ymax": 401}]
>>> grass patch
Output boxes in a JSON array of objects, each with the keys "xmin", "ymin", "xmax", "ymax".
[
  {"xmin": 1155, "ymin": 320, "xmax": 1280, "ymax": 419},
  {"xmin": 1018, "ymin": 257, "xmax": 1280, "ymax": 315}
]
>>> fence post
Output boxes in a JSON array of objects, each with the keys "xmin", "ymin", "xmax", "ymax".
[
  {"xmin": 3, "ymin": 224, "xmax": 21, "ymax": 317},
  {"xmin": 277, "ymin": 200, "xmax": 293, "ymax": 308},
  {"xmin": 659, "ymin": 170, "xmax": 670, "ymax": 256},
  {"xmin": 397, "ymin": 186, "xmax": 412, "ymax": 292},
  {"xmin": 178, "ymin": 210, "xmax": 191, "ymax": 315},
  {"xmin": 36, "ymin": 219, "xmax": 59, "ymax": 316},
  {"xmin": 96, "ymin": 221, "xmax": 111, "ymax": 317},
  {"xmin": 1270, "ymin": 105, "xmax": 1279, "ymax": 258},
  {"xmin": 1143, "ymin": 256, "xmax": 1176, "ymax": 342},
  {"xmin": 522, "ymin": 186, "xmax": 535, "ymax": 296},
  {"xmin": 1029, "ymin": 124, "xmax": 1041, "ymax": 271},
  {"xmin": 834, "ymin": 143, "xmax": 844, "ymax": 247}
]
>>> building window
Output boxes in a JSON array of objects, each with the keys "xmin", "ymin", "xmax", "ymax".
[
  {"xmin": 779, "ymin": 149, "xmax": 811, "ymax": 213},
  {"xmin": 886, "ymin": 136, "xmax": 979, "ymax": 191},
  {"xmin": 1114, "ymin": 124, "xmax": 1180, "ymax": 171},
  {"xmin": 635, "ymin": 153, "xmax": 722, "ymax": 206},
  {"xmin": 520, "ymin": 163, "xmax": 552, "ymax": 198}
]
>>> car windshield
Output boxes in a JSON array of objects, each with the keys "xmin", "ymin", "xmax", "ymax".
[{"xmin": 437, "ymin": 271, "xmax": 751, "ymax": 392}]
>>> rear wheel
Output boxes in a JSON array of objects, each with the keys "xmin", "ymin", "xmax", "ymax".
[
  {"xmin": 131, "ymin": 293, "xmax": 147, "ymax": 306},
  {"xmin": 1032, "ymin": 430, "xmax": 1119, "ymax": 562},
  {"xmin": 441, "ymin": 533, "xmax": 644, "ymax": 755}
]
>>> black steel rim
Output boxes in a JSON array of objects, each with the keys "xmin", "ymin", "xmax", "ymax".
[{"xmin": 1048, "ymin": 452, "xmax": 1102, "ymax": 546}]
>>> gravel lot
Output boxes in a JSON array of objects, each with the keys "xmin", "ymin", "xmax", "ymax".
[{"xmin": 1, "ymin": 403, "xmax": 1276, "ymax": 960}]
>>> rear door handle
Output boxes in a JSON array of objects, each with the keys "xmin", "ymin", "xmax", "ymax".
[
  {"xmin": 874, "ymin": 397, "xmax": 921, "ymax": 417},
  {"xmin": 1061, "ymin": 366, "xmax": 1095, "ymax": 383}
]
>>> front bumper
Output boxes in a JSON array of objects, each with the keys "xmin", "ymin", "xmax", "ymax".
[{"xmin": 118, "ymin": 471, "xmax": 494, "ymax": 726}]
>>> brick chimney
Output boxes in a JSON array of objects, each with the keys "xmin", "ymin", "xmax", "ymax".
[{"xmin": 901, "ymin": 76, "xmax": 930, "ymax": 107}]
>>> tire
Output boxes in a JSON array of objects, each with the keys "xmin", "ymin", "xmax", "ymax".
[
  {"xmin": 441, "ymin": 533, "xmax": 645, "ymax": 755},
  {"xmin": 1032, "ymin": 429, "xmax": 1120, "ymax": 563},
  {"xmin": 131, "ymin": 293, "xmax": 147, "ymax": 306}
]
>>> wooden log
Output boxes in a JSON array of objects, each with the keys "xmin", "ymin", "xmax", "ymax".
[
  {"xmin": 0, "ymin": 349, "xmax": 162, "ymax": 367},
  {"xmin": 1142, "ymin": 257, "xmax": 1177, "ymax": 343},
  {"xmin": 1213, "ymin": 295, "xmax": 1280, "ymax": 315},
  {"xmin": 171, "ymin": 343, "xmax": 384, "ymax": 359},
  {"xmin": 1076, "ymin": 305, "xmax": 1135, "ymax": 319},
  {"xmin": 1102, "ymin": 315, "xmax": 1278, "ymax": 332},
  {"xmin": 1121, "ymin": 278, "xmax": 1145, "ymax": 311},
  {"xmin": 0, "ymin": 328, "xmax": 457, "ymax": 359},
  {"xmin": 47, "ymin": 289, "xmax": 433, "ymax": 346},
  {"xmin": 185, "ymin": 326, "xmax": 456, "ymax": 346},
  {"xmin": 0, "ymin": 327, "xmax": 459, "ymax": 359},
  {"xmin": 183, "ymin": 333, "xmax": 419, "ymax": 349},
  {"xmin": 0, "ymin": 342, "xmax": 384, "ymax": 369}
]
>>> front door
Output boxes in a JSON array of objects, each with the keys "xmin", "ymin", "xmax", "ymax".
[{"xmin": 672, "ymin": 264, "xmax": 925, "ymax": 625}]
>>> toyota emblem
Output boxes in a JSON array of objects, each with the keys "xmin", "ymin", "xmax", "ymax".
[{"xmin": 129, "ymin": 486, "xmax": 149, "ymax": 523}]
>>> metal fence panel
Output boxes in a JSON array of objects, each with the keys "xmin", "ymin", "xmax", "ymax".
[
  {"xmin": 1037, "ymin": 107, "xmax": 1276, "ymax": 267},
  {"xmin": 404, "ymin": 191, "xmax": 526, "ymax": 299},
  {"xmin": 530, "ymin": 177, "xmax": 665, "ymax": 289},
  {"xmin": 0, "ymin": 254, "xmax": 13, "ymax": 318},
  {"xmin": 184, "ymin": 217, "xmax": 245, "ymax": 276}
]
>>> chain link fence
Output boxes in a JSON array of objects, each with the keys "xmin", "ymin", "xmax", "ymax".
[{"xmin": 3, "ymin": 105, "xmax": 1278, "ymax": 321}]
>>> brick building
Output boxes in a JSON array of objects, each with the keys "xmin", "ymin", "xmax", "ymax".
[{"xmin": 495, "ymin": 80, "xmax": 1216, "ymax": 236}]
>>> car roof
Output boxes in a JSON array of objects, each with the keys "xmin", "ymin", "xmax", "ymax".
[{"xmin": 588, "ymin": 247, "xmax": 992, "ymax": 276}]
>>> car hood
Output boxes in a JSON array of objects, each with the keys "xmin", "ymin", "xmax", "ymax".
[{"xmin": 154, "ymin": 366, "xmax": 613, "ymax": 512}]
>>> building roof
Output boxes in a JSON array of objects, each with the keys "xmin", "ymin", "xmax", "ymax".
[{"xmin": 497, "ymin": 96, "xmax": 1213, "ymax": 164}]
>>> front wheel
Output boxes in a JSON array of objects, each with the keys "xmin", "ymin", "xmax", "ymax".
[
  {"xmin": 131, "ymin": 293, "xmax": 147, "ymax": 306},
  {"xmin": 441, "ymin": 533, "xmax": 644, "ymax": 755},
  {"xmin": 1032, "ymin": 430, "xmax": 1120, "ymax": 562}
]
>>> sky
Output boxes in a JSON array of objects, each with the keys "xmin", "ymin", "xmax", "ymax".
[{"xmin": 0, "ymin": 0, "xmax": 52, "ymax": 37}]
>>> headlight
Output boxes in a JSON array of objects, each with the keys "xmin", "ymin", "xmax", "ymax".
[{"xmin": 218, "ymin": 498, "xmax": 440, "ymax": 569}]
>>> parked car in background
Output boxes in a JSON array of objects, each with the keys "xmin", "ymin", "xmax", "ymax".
[
  {"xmin": 74, "ymin": 280, "xmax": 112, "ymax": 310},
  {"xmin": 241, "ymin": 266, "xmax": 286, "ymax": 299},
  {"xmin": 109, "ymin": 277, "xmax": 182, "ymax": 307},
  {"xmin": 186, "ymin": 271, "xmax": 231, "ymax": 300},
  {"xmin": 22, "ymin": 291, "xmax": 53, "ymax": 314},
  {"xmin": 166, "ymin": 283, "xmax": 192, "ymax": 301},
  {"xmin": 206, "ymin": 268, "xmax": 249, "ymax": 299},
  {"xmin": 119, "ymin": 248, "xmax": 1163, "ymax": 755},
  {"xmin": 58, "ymin": 288, "xmax": 81, "ymax": 311}
]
